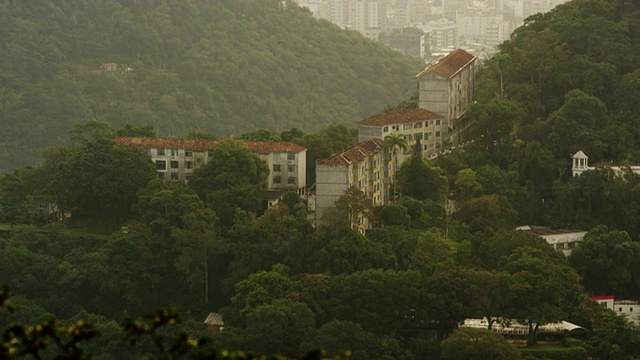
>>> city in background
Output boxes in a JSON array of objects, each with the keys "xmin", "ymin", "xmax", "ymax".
[{"xmin": 293, "ymin": 0, "xmax": 570, "ymax": 61}]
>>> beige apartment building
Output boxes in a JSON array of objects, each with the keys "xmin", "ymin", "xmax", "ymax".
[
  {"xmin": 315, "ymin": 138, "xmax": 390, "ymax": 232},
  {"xmin": 114, "ymin": 137, "xmax": 307, "ymax": 196},
  {"xmin": 417, "ymin": 48, "xmax": 477, "ymax": 147},
  {"xmin": 357, "ymin": 108, "xmax": 444, "ymax": 159}
]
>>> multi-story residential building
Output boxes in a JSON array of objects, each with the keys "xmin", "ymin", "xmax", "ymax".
[
  {"xmin": 456, "ymin": 9, "xmax": 512, "ymax": 49},
  {"xmin": 423, "ymin": 18, "xmax": 458, "ymax": 51},
  {"xmin": 315, "ymin": 138, "xmax": 389, "ymax": 232},
  {"xmin": 356, "ymin": 108, "xmax": 444, "ymax": 159},
  {"xmin": 114, "ymin": 137, "xmax": 307, "ymax": 196},
  {"xmin": 379, "ymin": 28, "xmax": 427, "ymax": 58},
  {"xmin": 416, "ymin": 48, "xmax": 477, "ymax": 147}
]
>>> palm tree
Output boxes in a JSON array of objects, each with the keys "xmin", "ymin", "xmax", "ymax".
[{"xmin": 384, "ymin": 134, "xmax": 408, "ymax": 201}]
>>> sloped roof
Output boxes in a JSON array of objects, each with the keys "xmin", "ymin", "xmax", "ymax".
[
  {"xmin": 357, "ymin": 108, "xmax": 442, "ymax": 126},
  {"xmin": 204, "ymin": 312, "xmax": 224, "ymax": 326},
  {"xmin": 318, "ymin": 138, "xmax": 384, "ymax": 166},
  {"xmin": 416, "ymin": 48, "xmax": 476, "ymax": 79},
  {"xmin": 114, "ymin": 137, "xmax": 306, "ymax": 154},
  {"xmin": 572, "ymin": 150, "xmax": 588, "ymax": 159}
]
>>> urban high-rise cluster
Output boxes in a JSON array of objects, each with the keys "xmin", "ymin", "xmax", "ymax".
[{"xmin": 293, "ymin": 0, "xmax": 570, "ymax": 60}]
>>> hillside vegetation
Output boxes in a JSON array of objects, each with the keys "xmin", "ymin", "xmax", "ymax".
[{"xmin": 0, "ymin": 0, "xmax": 424, "ymax": 173}]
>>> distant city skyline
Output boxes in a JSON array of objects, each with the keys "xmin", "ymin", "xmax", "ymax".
[{"xmin": 293, "ymin": 0, "xmax": 570, "ymax": 60}]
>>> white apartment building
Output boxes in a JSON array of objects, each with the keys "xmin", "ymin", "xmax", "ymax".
[
  {"xmin": 423, "ymin": 18, "xmax": 458, "ymax": 51},
  {"xmin": 416, "ymin": 48, "xmax": 477, "ymax": 147},
  {"xmin": 114, "ymin": 137, "xmax": 307, "ymax": 196},
  {"xmin": 456, "ymin": 9, "xmax": 512, "ymax": 48}
]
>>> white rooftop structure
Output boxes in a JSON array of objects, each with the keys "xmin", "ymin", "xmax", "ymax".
[{"xmin": 572, "ymin": 150, "xmax": 640, "ymax": 177}]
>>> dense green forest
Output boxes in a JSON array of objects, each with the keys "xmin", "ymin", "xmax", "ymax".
[
  {"xmin": 3, "ymin": 0, "xmax": 640, "ymax": 358},
  {"xmin": 0, "ymin": 0, "xmax": 424, "ymax": 173}
]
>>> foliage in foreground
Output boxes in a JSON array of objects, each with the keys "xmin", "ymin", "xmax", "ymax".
[{"xmin": 0, "ymin": 286, "xmax": 349, "ymax": 360}]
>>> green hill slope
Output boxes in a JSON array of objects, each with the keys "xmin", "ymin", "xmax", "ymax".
[
  {"xmin": 0, "ymin": 0, "xmax": 424, "ymax": 173},
  {"xmin": 476, "ymin": 0, "xmax": 640, "ymax": 163}
]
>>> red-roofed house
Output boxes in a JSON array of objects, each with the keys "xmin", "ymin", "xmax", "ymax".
[
  {"xmin": 416, "ymin": 48, "xmax": 477, "ymax": 147},
  {"xmin": 315, "ymin": 138, "xmax": 388, "ymax": 232},
  {"xmin": 114, "ymin": 137, "xmax": 307, "ymax": 196}
]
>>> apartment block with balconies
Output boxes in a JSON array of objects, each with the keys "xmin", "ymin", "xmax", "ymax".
[
  {"xmin": 417, "ymin": 48, "xmax": 477, "ymax": 147},
  {"xmin": 315, "ymin": 138, "xmax": 389, "ymax": 232},
  {"xmin": 114, "ymin": 137, "xmax": 307, "ymax": 196}
]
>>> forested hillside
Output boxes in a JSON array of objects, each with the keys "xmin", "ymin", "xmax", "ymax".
[
  {"xmin": 4, "ymin": 0, "xmax": 640, "ymax": 358},
  {"xmin": 0, "ymin": 0, "xmax": 424, "ymax": 173},
  {"xmin": 454, "ymin": 0, "xmax": 640, "ymax": 232}
]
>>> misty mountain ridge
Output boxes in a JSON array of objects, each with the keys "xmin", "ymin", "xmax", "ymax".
[{"xmin": 0, "ymin": 0, "xmax": 425, "ymax": 173}]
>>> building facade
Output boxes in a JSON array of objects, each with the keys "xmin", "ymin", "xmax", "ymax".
[
  {"xmin": 315, "ymin": 138, "xmax": 389, "ymax": 232},
  {"xmin": 356, "ymin": 108, "xmax": 444, "ymax": 159},
  {"xmin": 416, "ymin": 48, "xmax": 477, "ymax": 147},
  {"xmin": 591, "ymin": 296, "xmax": 640, "ymax": 326},
  {"xmin": 517, "ymin": 225, "xmax": 586, "ymax": 257},
  {"xmin": 114, "ymin": 137, "xmax": 307, "ymax": 195}
]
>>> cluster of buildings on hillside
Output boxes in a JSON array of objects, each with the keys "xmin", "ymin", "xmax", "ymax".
[
  {"xmin": 115, "ymin": 48, "xmax": 477, "ymax": 232},
  {"xmin": 112, "ymin": 47, "xmax": 640, "ymax": 327},
  {"xmin": 292, "ymin": 0, "xmax": 570, "ymax": 60}
]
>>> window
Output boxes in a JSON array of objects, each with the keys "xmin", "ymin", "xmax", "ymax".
[
  {"xmin": 403, "ymin": 124, "xmax": 412, "ymax": 130},
  {"xmin": 414, "ymin": 133, "xmax": 423, "ymax": 140},
  {"xmin": 207, "ymin": 150, "xmax": 214, "ymax": 158},
  {"xmin": 288, "ymin": 165, "xmax": 295, "ymax": 172},
  {"xmin": 186, "ymin": 174, "xmax": 191, "ymax": 181},
  {"xmin": 170, "ymin": 161, "xmax": 179, "ymax": 169},
  {"xmin": 185, "ymin": 161, "xmax": 192, "ymax": 169},
  {"xmin": 631, "ymin": 308, "xmax": 634, "ymax": 312},
  {"xmin": 273, "ymin": 164, "xmax": 281, "ymax": 172},
  {"xmin": 171, "ymin": 149, "xmax": 177, "ymax": 156},
  {"xmin": 273, "ymin": 176, "xmax": 281, "ymax": 184},
  {"xmin": 620, "ymin": 307, "xmax": 623, "ymax": 312},
  {"xmin": 287, "ymin": 153, "xmax": 295, "ymax": 161},
  {"xmin": 414, "ymin": 122, "xmax": 422, "ymax": 128},
  {"xmin": 436, "ymin": 120, "xmax": 441, "ymax": 126},
  {"xmin": 436, "ymin": 131, "xmax": 441, "ymax": 137},
  {"xmin": 157, "ymin": 149, "xmax": 165, "ymax": 156},
  {"xmin": 156, "ymin": 160, "xmax": 166, "ymax": 170},
  {"xmin": 383, "ymin": 126, "xmax": 389, "ymax": 132},
  {"xmin": 185, "ymin": 150, "xmax": 193, "ymax": 157},
  {"xmin": 288, "ymin": 177, "xmax": 295, "ymax": 185},
  {"xmin": 170, "ymin": 173, "xmax": 179, "ymax": 180},
  {"xmin": 157, "ymin": 172, "xmax": 165, "ymax": 179}
]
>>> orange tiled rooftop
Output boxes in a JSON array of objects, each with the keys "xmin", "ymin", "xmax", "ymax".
[
  {"xmin": 357, "ymin": 108, "xmax": 442, "ymax": 126},
  {"xmin": 416, "ymin": 48, "xmax": 475, "ymax": 79},
  {"xmin": 114, "ymin": 137, "xmax": 306, "ymax": 154}
]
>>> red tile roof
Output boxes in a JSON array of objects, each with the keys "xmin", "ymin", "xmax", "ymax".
[
  {"xmin": 416, "ymin": 48, "xmax": 476, "ymax": 79},
  {"xmin": 318, "ymin": 138, "xmax": 384, "ymax": 166},
  {"xmin": 357, "ymin": 108, "xmax": 442, "ymax": 126},
  {"xmin": 114, "ymin": 137, "xmax": 306, "ymax": 154}
]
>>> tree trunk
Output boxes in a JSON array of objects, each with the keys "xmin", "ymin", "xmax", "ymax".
[
  {"xmin": 527, "ymin": 320, "xmax": 539, "ymax": 347},
  {"xmin": 204, "ymin": 250, "xmax": 209, "ymax": 305}
]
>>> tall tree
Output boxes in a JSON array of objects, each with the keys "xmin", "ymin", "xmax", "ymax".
[
  {"xmin": 172, "ymin": 208, "xmax": 223, "ymax": 305},
  {"xmin": 384, "ymin": 134, "xmax": 408, "ymax": 201},
  {"xmin": 397, "ymin": 154, "xmax": 449, "ymax": 203}
]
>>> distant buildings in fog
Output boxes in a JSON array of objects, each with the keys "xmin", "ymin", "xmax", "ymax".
[{"xmin": 293, "ymin": 0, "xmax": 570, "ymax": 60}]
